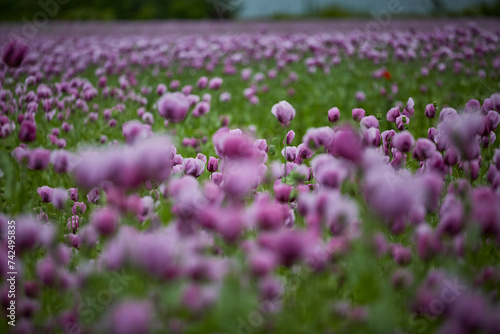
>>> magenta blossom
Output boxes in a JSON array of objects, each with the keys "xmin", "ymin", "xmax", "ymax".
[
  {"xmin": 328, "ymin": 107, "xmax": 340, "ymax": 123},
  {"xmin": 331, "ymin": 127, "xmax": 362, "ymax": 163},
  {"xmin": 271, "ymin": 100, "xmax": 296, "ymax": 126},
  {"xmin": 108, "ymin": 300, "xmax": 152, "ymax": 334},
  {"xmin": 284, "ymin": 130, "xmax": 295, "ymax": 145},
  {"xmin": 387, "ymin": 106, "xmax": 401, "ymax": 122},
  {"xmin": 352, "ymin": 108, "xmax": 365, "ymax": 122},
  {"xmin": 67, "ymin": 215, "xmax": 80, "ymax": 235},
  {"xmin": 207, "ymin": 156, "xmax": 219, "ymax": 173},
  {"xmin": 156, "ymin": 83, "xmax": 167, "ymax": 96},
  {"xmin": 396, "ymin": 115, "xmax": 409, "ymax": 130},
  {"xmin": 92, "ymin": 207, "xmax": 119, "ymax": 236},
  {"xmin": 122, "ymin": 121, "xmax": 151, "ymax": 144},
  {"xmin": 182, "ymin": 158, "xmax": 205, "ymax": 178},
  {"xmin": 192, "ymin": 101, "xmax": 210, "ymax": 117},
  {"xmin": 360, "ymin": 115, "xmax": 379, "ymax": 129},
  {"xmin": 355, "ymin": 91, "xmax": 366, "ymax": 102},
  {"xmin": 393, "ymin": 131, "xmax": 415, "ymax": 153},
  {"xmin": 208, "ymin": 77, "xmax": 223, "ymax": 90},
  {"xmin": 87, "ymin": 187, "xmax": 100, "ymax": 204},
  {"xmin": 157, "ymin": 93, "xmax": 190, "ymax": 123},
  {"xmin": 197, "ymin": 76, "xmax": 208, "ymax": 89},
  {"xmin": 28, "ymin": 148, "xmax": 51, "ymax": 170},
  {"xmin": 18, "ymin": 121, "xmax": 36, "ymax": 142},
  {"xmin": 68, "ymin": 188, "xmax": 79, "ymax": 201},
  {"xmin": 51, "ymin": 188, "xmax": 68, "ymax": 210},
  {"xmin": 3, "ymin": 40, "xmax": 29, "ymax": 68},
  {"xmin": 303, "ymin": 127, "xmax": 335, "ymax": 150},
  {"xmin": 282, "ymin": 146, "xmax": 298, "ymax": 162},
  {"xmin": 413, "ymin": 138, "xmax": 436, "ymax": 161},
  {"xmin": 465, "ymin": 99, "xmax": 481, "ymax": 113},
  {"xmin": 297, "ymin": 143, "xmax": 314, "ymax": 160},
  {"xmin": 37, "ymin": 186, "xmax": 53, "ymax": 203},
  {"xmin": 50, "ymin": 150, "xmax": 74, "ymax": 174},
  {"xmin": 72, "ymin": 202, "xmax": 87, "ymax": 215},
  {"xmin": 425, "ymin": 103, "xmax": 436, "ymax": 118}
]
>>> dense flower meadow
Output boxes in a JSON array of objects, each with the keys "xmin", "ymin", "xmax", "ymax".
[{"xmin": 1, "ymin": 20, "xmax": 500, "ymax": 333}]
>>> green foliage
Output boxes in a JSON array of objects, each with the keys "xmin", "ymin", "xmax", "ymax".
[
  {"xmin": 456, "ymin": 0, "xmax": 500, "ymax": 17},
  {"xmin": 0, "ymin": 0, "xmax": 234, "ymax": 21},
  {"xmin": 315, "ymin": 5, "xmax": 359, "ymax": 18}
]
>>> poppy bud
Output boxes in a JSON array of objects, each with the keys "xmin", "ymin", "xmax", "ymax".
[
  {"xmin": 424, "ymin": 103, "xmax": 436, "ymax": 118},
  {"xmin": 284, "ymin": 130, "xmax": 295, "ymax": 145},
  {"xmin": 352, "ymin": 108, "xmax": 365, "ymax": 122},
  {"xmin": 207, "ymin": 156, "xmax": 219, "ymax": 173},
  {"xmin": 328, "ymin": 107, "xmax": 340, "ymax": 123},
  {"xmin": 197, "ymin": 76, "xmax": 208, "ymax": 89},
  {"xmin": 271, "ymin": 100, "xmax": 296, "ymax": 127}
]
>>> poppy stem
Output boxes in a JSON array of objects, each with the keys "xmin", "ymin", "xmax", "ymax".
[{"xmin": 283, "ymin": 126, "xmax": 288, "ymax": 184}]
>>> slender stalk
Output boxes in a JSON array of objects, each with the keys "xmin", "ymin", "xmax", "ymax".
[{"xmin": 283, "ymin": 127, "xmax": 288, "ymax": 183}]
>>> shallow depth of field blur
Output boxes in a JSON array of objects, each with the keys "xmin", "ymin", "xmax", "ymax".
[{"xmin": 1, "ymin": 0, "xmax": 500, "ymax": 333}]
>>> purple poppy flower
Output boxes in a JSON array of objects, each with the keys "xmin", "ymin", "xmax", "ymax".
[
  {"xmin": 328, "ymin": 107, "xmax": 340, "ymax": 123},
  {"xmin": 51, "ymin": 188, "xmax": 68, "ymax": 210},
  {"xmin": 207, "ymin": 156, "xmax": 219, "ymax": 173},
  {"xmin": 3, "ymin": 40, "xmax": 29, "ymax": 68},
  {"xmin": 197, "ymin": 76, "xmax": 208, "ymax": 89},
  {"xmin": 92, "ymin": 207, "xmax": 119, "ymax": 236},
  {"xmin": 67, "ymin": 215, "xmax": 80, "ymax": 234},
  {"xmin": 157, "ymin": 93, "xmax": 190, "ymax": 123},
  {"xmin": 393, "ymin": 131, "xmax": 415, "ymax": 153},
  {"xmin": 360, "ymin": 115, "xmax": 379, "ymax": 129},
  {"xmin": 87, "ymin": 187, "xmax": 100, "ymax": 204},
  {"xmin": 208, "ymin": 77, "xmax": 223, "ymax": 90},
  {"xmin": 72, "ymin": 202, "xmax": 87, "ymax": 215},
  {"xmin": 425, "ymin": 103, "xmax": 436, "ymax": 118},
  {"xmin": 413, "ymin": 138, "xmax": 436, "ymax": 161},
  {"xmin": 192, "ymin": 101, "xmax": 210, "ymax": 117},
  {"xmin": 387, "ymin": 106, "xmax": 401, "ymax": 122},
  {"xmin": 108, "ymin": 300, "xmax": 152, "ymax": 334},
  {"xmin": 331, "ymin": 127, "xmax": 362, "ymax": 163},
  {"xmin": 395, "ymin": 115, "xmax": 409, "ymax": 130},
  {"xmin": 50, "ymin": 150, "xmax": 73, "ymax": 174},
  {"xmin": 465, "ymin": 99, "xmax": 481, "ymax": 113},
  {"xmin": 392, "ymin": 244, "xmax": 412, "ymax": 266},
  {"xmin": 182, "ymin": 158, "xmax": 205, "ymax": 178},
  {"xmin": 18, "ymin": 121, "xmax": 36, "ymax": 142},
  {"xmin": 271, "ymin": 100, "xmax": 296, "ymax": 126},
  {"xmin": 36, "ymin": 257, "xmax": 57, "ymax": 286},
  {"xmin": 284, "ymin": 130, "xmax": 295, "ymax": 145},
  {"xmin": 273, "ymin": 181, "xmax": 292, "ymax": 203},
  {"xmin": 28, "ymin": 148, "xmax": 51, "ymax": 170},
  {"xmin": 297, "ymin": 143, "xmax": 314, "ymax": 160},
  {"xmin": 352, "ymin": 108, "xmax": 365, "ymax": 122},
  {"xmin": 68, "ymin": 188, "xmax": 79, "ymax": 201},
  {"xmin": 37, "ymin": 186, "xmax": 53, "ymax": 203}
]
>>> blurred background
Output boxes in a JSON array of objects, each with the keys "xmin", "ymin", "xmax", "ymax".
[{"xmin": 0, "ymin": 0, "xmax": 499, "ymax": 21}]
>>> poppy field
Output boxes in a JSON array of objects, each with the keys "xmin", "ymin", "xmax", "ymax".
[{"xmin": 1, "ymin": 20, "xmax": 500, "ymax": 334}]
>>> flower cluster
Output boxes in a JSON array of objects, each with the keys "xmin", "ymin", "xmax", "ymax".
[{"xmin": 1, "ymin": 20, "xmax": 500, "ymax": 333}]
